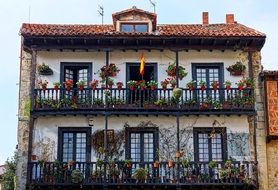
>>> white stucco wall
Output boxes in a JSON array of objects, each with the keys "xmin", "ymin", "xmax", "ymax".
[
  {"xmin": 36, "ymin": 50, "xmax": 249, "ymax": 89},
  {"xmin": 32, "ymin": 115, "xmax": 250, "ymax": 162}
]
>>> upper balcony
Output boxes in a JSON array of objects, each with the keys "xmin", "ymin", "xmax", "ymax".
[{"xmin": 32, "ymin": 87, "xmax": 254, "ymax": 116}]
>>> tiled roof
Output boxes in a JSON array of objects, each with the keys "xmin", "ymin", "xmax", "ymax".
[
  {"xmin": 262, "ymin": 70, "xmax": 278, "ymax": 76},
  {"xmin": 21, "ymin": 23, "xmax": 265, "ymax": 38}
]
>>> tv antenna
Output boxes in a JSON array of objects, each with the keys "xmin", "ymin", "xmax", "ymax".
[
  {"xmin": 98, "ymin": 5, "xmax": 104, "ymax": 25},
  {"xmin": 149, "ymin": 0, "xmax": 156, "ymax": 13}
]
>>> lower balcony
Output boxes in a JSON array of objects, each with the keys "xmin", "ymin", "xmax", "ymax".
[
  {"xmin": 28, "ymin": 161, "xmax": 256, "ymax": 190},
  {"xmin": 33, "ymin": 87, "xmax": 255, "ymax": 116}
]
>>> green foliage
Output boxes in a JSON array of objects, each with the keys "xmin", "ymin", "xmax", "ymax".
[
  {"xmin": 71, "ymin": 169, "xmax": 83, "ymax": 184},
  {"xmin": 0, "ymin": 151, "xmax": 17, "ymax": 190},
  {"xmin": 134, "ymin": 168, "xmax": 148, "ymax": 181}
]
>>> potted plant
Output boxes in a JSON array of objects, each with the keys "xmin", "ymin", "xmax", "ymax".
[
  {"xmin": 99, "ymin": 63, "xmax": 120, "ymax": 79},
  {"xmin": 76, "ymin": 80, "xmax": 85, "ymax": 91},
  {"xmin": 37, "ymin": 63, "xmax": 53, "ymax": 75},
  {"xmin": 168, "ymin": 160, "xmax": 174, "ymax": 168},
  {"xmin": 107, "ymin": 78, "xmax": 114, "ymax": 88},
  {"xmin": 245, "ymin": 78, "xmax": 254, "ymax": 88},
  {"xmin": 181, "ymin": 158, "xmax": 190, "ymax": 168},
  {"xmin": 227, "ymin": 62, "xmax": 246, "ymax": 76},
  {"xmin": 116, "ymin": 82, "xmax": 123, "ymax": 90},
  {"xmin": 173, "ymin": 88, "xmax": 182, "ymax": 100},
  {"xmin": 38, "ymin": 80, "xmax": 48, "ymax": 92},
  {"xmin": 53, "ymin": 82, "xmax": 60, "ymax": 91},
  {"xmin": 160, "ymin": 79, "xmax": 169, "ymax": 90},
  {"xmin": 147, "ymin": 80, "xmax": 158, "ymax": 91},
  {"xmin": 138, "ymin": 80, "xmax": 146, "ymax": 90},
  {"xmin": 71, "ymin": 169, "xmax": 83, "ymax": 184},
  {"xmin": 90, "ymin": 79, "xmax": 99, "ymax": 90},
  {"xmin": 211, "ymin": 81, "xmax": 219, "ymax": 90},
  {"xmin": 153, "ymin": 161, "xmax": 160, "ymax": 169},
  {"xmin": 124, "ymin": 159, "xmax": 132, "ymax": 169},
  {"xmin": 212, "ymin": 100, "xmax": 222, "ymax": 109},
  {"xmin": 199, "ymin": 80, "xmax": 206, "ymax": 91},
  {"xmin": 224, "ymin": 80, "xmax": 232, "ymax": 90},
  {"xmin": 166, "ymin": 63, "xmax": 187, "ymax": 80},
  {"xmin": 208, "ymin": 160, "xmax": 217, "ymax": 169},
  {"xmin": 186, "ymin": 80, "xmax": 196, "ymax": 91},
  {"xmin": 63, "ymin": 79, "xmax": 74, "ymax": 91},
  {"xmin": 200, "ymin": 99, "xmax": 212, "ymax": 109},
  {"xmin": 169, "ymin": 78, "xmax": 177, "ymax": 88},
  {"xmin": 237, "ymin": 80, "xmax": 245, "ymax": 91},
  {"xmin": 127, "ymin": 80, "xmax": 137, "ymax": 91},
  {"xmin": 134, "ymin": 168, "xmax": 148, "ymax": 183},
  {"xmin": 68, "ymin": 160, "xmax": 75, "ymax": 167},
  {"xmin": 175, "ymin": 151, "xmax": 182, "ymax": 158}
]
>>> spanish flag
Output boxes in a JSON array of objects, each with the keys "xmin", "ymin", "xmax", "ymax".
[{"xmin": 140, "ymin": 52, "xmax": 145, "ymax": 77}]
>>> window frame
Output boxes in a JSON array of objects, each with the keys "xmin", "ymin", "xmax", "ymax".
[
  {"xmin": 193, "ymin": 127, "xmax": 227, "ymax": 162},
  {"xmin": 57, "ymin": 127, "xmax": 92, "ymax": 162},
  {"xmin": 125, "ymin": 127, "xmax": 159, "ymax": 162},
  {"xmin": 120, "ymin": 22, "xmax": 149, "ymax": 33},
  {"xmin": 192, "ymin": 63, "xmax": 224, "ymax": 88},
  {"xmin": 60, "ymin": 62, "xmax": 92, "ymax": 86}
]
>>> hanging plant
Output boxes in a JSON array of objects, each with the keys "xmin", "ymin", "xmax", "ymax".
[
  {"xmin": 169, "ymin": 78, "xmax": 177, "ymax": 88},
  {"xmin": 37, "ymin": 63, "xmax": 53, "ymax": 75},
  {"xmin": 160, "ymin": 79, "xmax": 169, "ymax": 90},
  {"xmin": 227, "ymin": 62, "xmax": 246, "ymax": 76},
  {"xmin": 166, "ymin": 63, "xmax": 187, "ymax": 80},
  {"xmin": 90, "ymin": 79, "xmax": 99, "ymax": 90},
  {"xmin": 99, "ymin": 64, "xmax": 120, "ymax": 79}
]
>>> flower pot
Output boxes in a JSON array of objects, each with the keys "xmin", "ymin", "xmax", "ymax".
[
  {"xmin": 129, "ymin": 86, "xmax": 134, "ymax": 91},
  {"xmin": 175, "ymin": 151, "xmax": 182, "ymax": 158},
  {"xmin": 42, "ymin": 86, "xmax": 47, "ymax": 92},
  {"xmin": 153, "ymin": 162, "xmax": 159, "ymax": 169},
  {"xmin": 79, "ymin": 85, "xmax": 84, "ymax": 91},
  {"xmin": 117, "ymin": 86, "xmax": 122, "ymax": 91},
  {"xmin": 54, "ymin": 85, "xmax": 59, "ymax": 91},
  {"xmin": 171, "ymin": 84, "xmax": 176, "ymax": 88},
  {"xmin": 168, "ymin": 160, "xmax": 174, "ymax": 168},
  {"xmin": 238, "ymin": 86, "xmax": 243, "ymax": 91},
  {"xmin": 140, "ymin": 87, "xmax": 145, "ymax": 91},
  {"xmin": 162, "ymin": 85, "xmax": 167, "ymax": 91},
  {"xmin": 212, "ymin": 86, "xmax": 218, "ymax": 91},
  {"xmin": 108, "ymin": 84, "xmax": 113, "ymax": 89},
  {"xmin": 150, "ymin": 86, "xmax": 155, "ymax": 91},
  {"xmin": 91, "ymin": 85, "xmax": 97, "ymax": 90},
  {"xmin": 201, "ymin": 85, "xmax": 206, "ymax": 91},
  {"xmin": 188, "ymin": 86, "xmax": 194, "ymax": 91},
  {"xmin": 225, "ymin": 86, "xmax": 231, "ymax": 91},
  {"xmin": 230, "ymin": 71, "xmax": 243, "ymax": 76},
  {"xmin": 31, "ymin": 155, "xmax": 37, "ymax": 161}
]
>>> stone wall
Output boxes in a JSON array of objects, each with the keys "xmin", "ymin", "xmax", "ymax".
[
  {"xmin": 16, "ymin": 50, "xmax": 32, "ymax": 190},
  {"xmin": 251, "ymin": 51, "xmax": 269, "ymax": 190}
]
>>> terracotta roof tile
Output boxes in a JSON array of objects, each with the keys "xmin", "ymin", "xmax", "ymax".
[{"xmin": 20, "ymin": 23, "xmax": 265, "ymax": 38}]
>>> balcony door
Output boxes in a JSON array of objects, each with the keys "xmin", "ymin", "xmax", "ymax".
[
  {"xmin": 125, "ymin": 127, "xmax": 158, "ymax": 163},
  {"xmin": 192, "ymin": 63, "xmax": 224, "ymax": 102},
  {"xmin": 58, "ymin": 127, "xmax": 91, "ymax": 162},
  {"xmin": 193, "ymin": 128, "xmax": 227, "ymax": 162},
  {"xmin": 126, "ymin": 63, "xmax": 157, "ymax": 104}
]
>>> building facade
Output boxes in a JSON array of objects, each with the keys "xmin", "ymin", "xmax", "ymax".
[{"xmin": 17, "ymin": 7, "xmax": 266, "ymax": 190}]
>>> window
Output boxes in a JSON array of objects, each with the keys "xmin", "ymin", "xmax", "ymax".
[
  {"xmin": 58, "ymin": 128, "xmax": 91, "ymax": 162},
  {"xmin": 192, "ymin": 63, "xmax": 224, "ymax": 87},
  {"xmin": 193, "ymin": 128, "xmax": 227, "ymax": 162},
  {"xmin": 60, "ymin": 63, "xmax": 92, "ymax": 87},
  {"xmin": 120, "ymin": 23, "xmax": 148, "ymax": 33},
  {"xmin": 125, "ymin": 127, "xmax": 158, "ymax": 162}
]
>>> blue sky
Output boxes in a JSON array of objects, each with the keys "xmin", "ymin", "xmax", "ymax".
[{"xmin": 0, "ymin": 0, "xmax": 277, "ymax": 164}]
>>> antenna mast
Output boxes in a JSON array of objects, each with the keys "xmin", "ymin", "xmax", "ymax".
[
  {"xmin": 149, "ymin": 0, "xmax": 156, "ymax": 13},
  {"xmin": 98, "ymin": 5, "xmax": 104, "ymax": 25}
]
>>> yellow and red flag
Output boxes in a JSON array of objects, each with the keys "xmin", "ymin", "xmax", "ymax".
[{"xmin": 140, "ymin": 52, "xmax": 145, "ymax": 77}]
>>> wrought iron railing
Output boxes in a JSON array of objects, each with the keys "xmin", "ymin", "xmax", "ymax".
[
  {"xmin": 33, "ymin": 87, "xmax": 254, "ymax": 113},
  {"xmin": 28, "ymin": 161, "xmax": 256, "ymax": 186}
]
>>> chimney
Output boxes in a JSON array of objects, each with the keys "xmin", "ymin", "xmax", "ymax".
[
  {"xmin": 202, "ymin": 12, "xmax": 209, "ymax": 25},
  {"xmin": 226, "ymin": 14, "xmax": 235, "ymax": 24}
]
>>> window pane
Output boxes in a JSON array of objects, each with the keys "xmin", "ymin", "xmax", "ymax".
[
  {"xmin": 121, "ymin": 24, "xmax": 133, "ymax": 32},
  {"xmin": 135, "ymin": 24, "xmax": 148, "ymax": 32}
]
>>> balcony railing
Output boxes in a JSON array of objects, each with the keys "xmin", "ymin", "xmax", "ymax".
[
  {"xmin": 28, "ymin": 161, "xmax": 256, "ymax": 188},
  {"xmin": 33, "ymin": 87, "xmax": 254, "ymax": 115}
]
